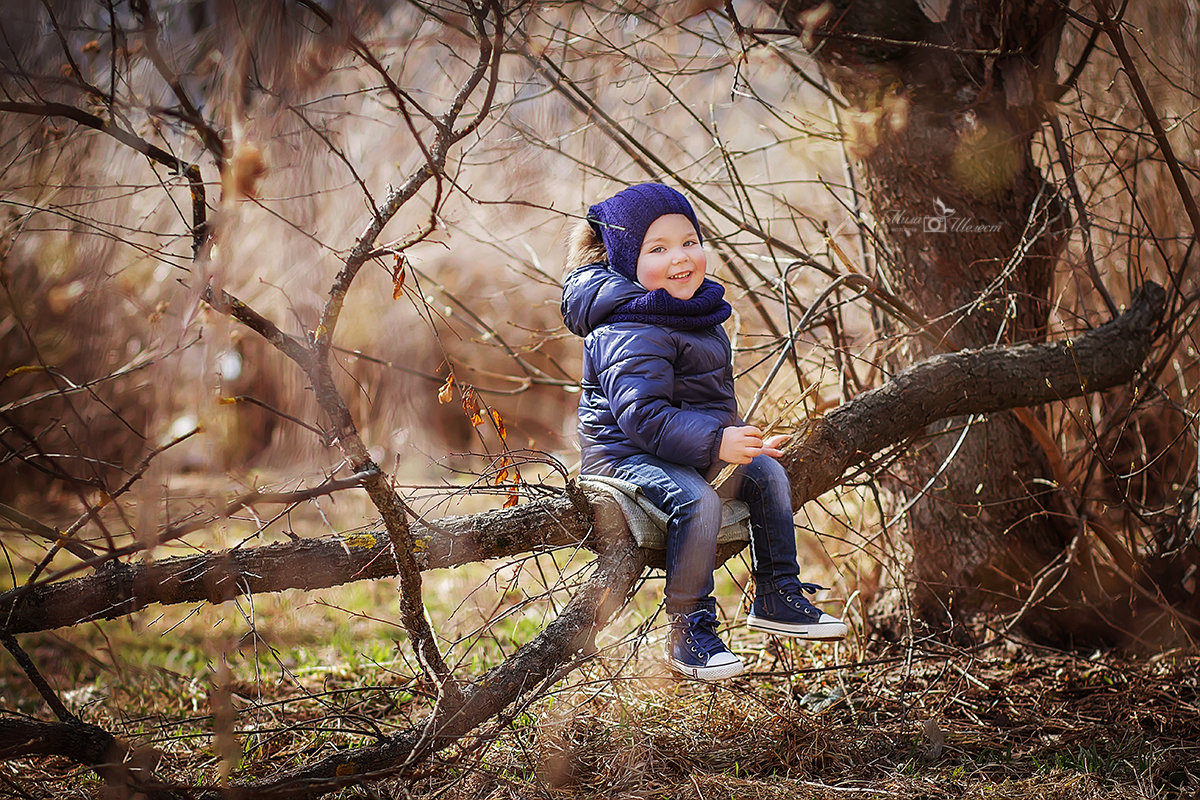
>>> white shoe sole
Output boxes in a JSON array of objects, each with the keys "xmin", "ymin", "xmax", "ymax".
[
  {"xmin": 747, "ymin": 615, "xmax": 847, "ymax": 640},
  {"xmin": 665, "ymin": 655, "xmax": 745, "ymax": 680}
]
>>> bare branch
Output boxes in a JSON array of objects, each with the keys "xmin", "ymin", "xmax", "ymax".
[
  {"xmin": 2, "ymin": 634, "xmax": 73, "ymax": 722},
  {"xmin": 208, "ymin": 500, "xmax": 639, "ymax": 800},
  {"xmin": 0, "ymin": 101, "xmax": 208, "ymax": 254},
  {"xmin": 0, "ymin": 716, "xmax": 178, "ymax": 800},
  {"xmin": 2, "ymin": 636, "xmax": 179, "ymax": 798},
  {"xmin": 129, "ymin": 0, "xmax": 227, "ymax": 164},
  {"xmin": 1092, "ymin": 0, "xmax": 1200, "ymax": 257},
  {"xmin": 0, "ymin": 503, "xmax": 95, "ymax": 561},
  {"xmin": 0, "ymin": 486, "xmax": 591, "ymax": 635},
  {"xmin": 201, "ymin": 284, "xmax": 312, "ymax": 366},
  {"xmin": 24, "ymin": 427, "xmax": 202, "ymax": 587},
  {"xmin": 782, "ymin": 282, "xmax": 1165, "ymax": 506},
  {"xmin": 312, "ymin": 3, "xmax": 504, "ymax": 359}
]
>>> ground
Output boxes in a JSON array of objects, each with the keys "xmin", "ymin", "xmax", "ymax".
[{"xmin": 4, "ymin": 615, "xmax": 1197, "ymax": 799}]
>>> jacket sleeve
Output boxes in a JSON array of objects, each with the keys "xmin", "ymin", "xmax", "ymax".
[{"xmin": 593, "ymin": 328, "xmax": 725, "ymax": 467}]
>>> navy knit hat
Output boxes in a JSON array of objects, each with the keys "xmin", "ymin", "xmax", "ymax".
[{"xmin": 587, "ymin": 183, "xmax": 703, "ymax": 283}]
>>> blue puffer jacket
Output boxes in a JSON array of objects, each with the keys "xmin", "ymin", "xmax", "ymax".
[{"xmin": 562, "ymin": 262, "xmax": 738, "ymax": 473}]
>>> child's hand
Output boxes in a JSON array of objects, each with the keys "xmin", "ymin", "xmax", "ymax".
[{"xmin": 719, "ymin": 425, "xmax": 782, "ymax": 464}]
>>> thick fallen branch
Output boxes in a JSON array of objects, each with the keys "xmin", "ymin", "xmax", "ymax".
[
  {"xmin": 780, "ymin": 282, "xmax": 1166, "ymax": 507},
  {"xmin": 0, "ymin": 486, "xmax": 593, "ymax": 635},
  {"xmin": 0, "ymin": 283, "xmax": 1164, "ymax": 636},
  {"xmin": 0, "ymin": 716, "xmax": 175, "ymax": 799}
]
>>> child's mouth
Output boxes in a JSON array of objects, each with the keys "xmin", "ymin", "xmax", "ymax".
[{"xmin": 669, "ymin": 271, "xmax": 692, "ymax": 280}]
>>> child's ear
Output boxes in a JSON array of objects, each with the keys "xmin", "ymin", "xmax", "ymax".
[{"xmin": 565, "ymin": 218, "xmax": 608, "ymax": 273}]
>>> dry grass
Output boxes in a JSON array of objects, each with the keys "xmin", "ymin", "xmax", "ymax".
[
  {"xmin": 399, "ymin": 642, "xmax": 1199, "ymax": 800},
  {"xmin": 4, "ymin": 601, "xmax": 1198, "ymax": 798}
]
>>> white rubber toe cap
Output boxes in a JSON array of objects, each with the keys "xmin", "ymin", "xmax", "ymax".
[
  {"xmin": 666, "ymin": 651, "xmax": 745, "ymax": 681},
  {"xmin": 747, "ymin": 612, "xmax": 848, "ymax": 640}
]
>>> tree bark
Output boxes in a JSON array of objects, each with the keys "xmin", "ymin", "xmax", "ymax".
[
  {"xmin": 1, "ymin": 283, "xmax": 1164, "ymax": 637},
  {"xmin": 0, "ymin": 716, "xmax": 175, "ymax": 799},
  {"xmin": 758, "ymin": 0, "xmax": 1096, "ymax": 638}
]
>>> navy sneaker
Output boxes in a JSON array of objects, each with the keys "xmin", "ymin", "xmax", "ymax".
[
  {"xmin": 665, "ymin": 608, "xmax": 745, "ymax": 680},
  {"xmin": 747, "ymin": 579, "xmax": 847, "ymax": 639}
]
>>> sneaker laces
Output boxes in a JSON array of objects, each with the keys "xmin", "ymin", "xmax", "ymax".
[
  {"xmin": 772, "ymin": 578, "xmax": 828, "ymax": 617},
  {"xmin": 768, "ymin": 577, "xmax": 828, "ymax": 597},
  {"xmin": 670, "ymin": 608, "xmax": 728, "ymax": 659}
]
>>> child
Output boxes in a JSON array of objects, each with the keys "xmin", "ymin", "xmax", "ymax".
[{"xmin": 561, "ymin": 182, "xmax": 846, "ymax": 681}]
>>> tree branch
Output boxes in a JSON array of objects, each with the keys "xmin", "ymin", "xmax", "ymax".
[
  {"xmin": 2, "ymin": 637, "xmax": 176, "ymax": 798},
  {"xmin": 313, "ymin": 3, "xmax": 503, "ymax": 360},
  {"xmin": 200, "ymin": 284, "xmax": 312, "ymax": 367},
  {"xmin": 1, "ymin": 499, "xmax": 637, "ymax": 800},
  {"xmin": 1092, "ymin": 0, "xmax": 1200, "ymax": 254},
  {"xmin": 781, "ymin": 281, "xmax": 1166, "ymax": 507},
  {"xmin": 0, "ymin": 716, "xmax": 177, "ymax": 799},
  {"xmin": 129, "ymin": 0, "xmax": 227, "ymax": 164},
  {"xmin": 0, "ymin": 101, "xmax": 208, "ymax": 255},
  {"xmin": 1, "ymin": 282, "xmax": 1165, "ymax": 637}
]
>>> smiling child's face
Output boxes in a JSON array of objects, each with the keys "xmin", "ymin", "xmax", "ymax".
[{"xmin": 634, "ymin": 213, "xmax": 707, "ymax": 300}]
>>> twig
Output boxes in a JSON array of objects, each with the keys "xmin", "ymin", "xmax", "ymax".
[
  {"xmin": 1093, "ymin": 0, "xmax": 1200, "ymax": 256},
  {"xmin": 24, "ymin": 427, "xmax": 203, "ymax": 586},
  {"xmin": 219, "ymin": 396, "xmax": 328, "ymax": 441},
  {"xmin": 130, "ymin": 0, "xmax": 226, "ymax": 163},
  {"xmin": 0, "ymin": 101, "xmax": 208, "ymax": 254},
  {"xmin": 1047, "ymin": 114, "xmax": 1118, "ymax": 316},
  {"xmin": 2, "ymin": 633, "xmax": 74, "ymax": 722}
]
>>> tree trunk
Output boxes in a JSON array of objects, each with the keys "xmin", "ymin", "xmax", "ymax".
[{"xmin": 761, "ymin": 0, "xmax": 1123, "ymax": 642}]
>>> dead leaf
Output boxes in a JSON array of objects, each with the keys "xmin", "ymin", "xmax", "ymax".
[
  {"xmin": 437, "ymin": 373, "xmax": 455, "ymax": 404},
  {"xmin": 222, "ymin": 141, "xmax": 267, "ymax": 201},
  {"xmin": 462, "ymin": 386, "xmax": 483, "ymax": 426}
]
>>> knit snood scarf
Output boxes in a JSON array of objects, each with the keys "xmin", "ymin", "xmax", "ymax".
[{"xmin": 606, "ymin": 278, "xmax": 731, "ymax": 330}]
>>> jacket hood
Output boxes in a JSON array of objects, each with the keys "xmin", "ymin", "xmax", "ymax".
[{"xmin": 561, "ymin": 262, "xmax": 646, "ymax": 337}]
